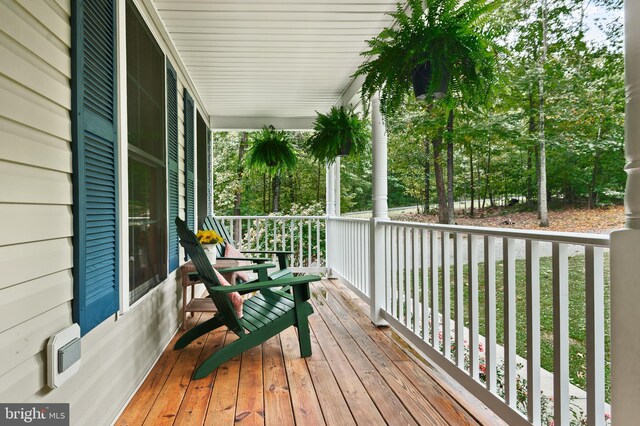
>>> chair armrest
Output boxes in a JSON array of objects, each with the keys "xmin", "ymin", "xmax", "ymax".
[
  {"xmin": 241, "ymin": 250, "xmax": 293, "ymax": 270},
  {"xmin": 241, "ymin": 250, "xmax": 295, "ymax": 255},
  {"xmin": 188, "ymin": 263, "xmax": 275, "ymax": 283},
  {"xmin": 219, "ymin": 256, "xmax": 270, "ymax": 263},
  {"xmin": 217, "ymin": 263, "xmax": 275, "ymax": 274},
  {"xmin": 209, "ymin": 275, "xmax": 320, "ymax": 294}
]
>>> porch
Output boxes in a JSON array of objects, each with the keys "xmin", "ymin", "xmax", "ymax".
[
  {"xmin": 117, "ymin": 278, "xmax": 503, "ymax": 425},
  {"xmin": 1, "ymin": 0, "xmax": 638, "ymax": 425}
]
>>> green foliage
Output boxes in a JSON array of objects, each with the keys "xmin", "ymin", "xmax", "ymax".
[
  {"xmin": 214, "ymin": 131, "xmax": 329, "ymax": 215},
  {"xmin": 246, "ymin": 127, "xmax": 298, "ymax": 173},
  {"xmin": 306, "ymin": 106, "xmax": 370, "ymax": 164},
  {"xmin": 355, "ymin": 0, "xmax": 500, "ymax": 114},
  {"xmin": 213, "ymin": 0, "xmax": 624, "ymax": 216}
]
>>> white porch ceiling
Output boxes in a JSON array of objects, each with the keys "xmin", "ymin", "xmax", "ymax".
[{"xmin": 152, "ymin": 0, "xmax": 400, "ymax": 129}]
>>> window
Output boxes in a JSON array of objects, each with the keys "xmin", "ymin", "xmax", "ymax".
[
  {"xmin": 126, "ymin": 1, "xmax": 167, "ymax": 303},
  {"xmin": 197, "ymin": 112, "xmax": 208, "ymax": 229}
]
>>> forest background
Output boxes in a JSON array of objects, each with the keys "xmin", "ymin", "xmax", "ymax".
[{"xmin": 212, "ymin": 0, "xmax": 624, "ymax": 224}]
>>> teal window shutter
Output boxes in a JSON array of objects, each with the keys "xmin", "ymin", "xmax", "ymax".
[
  {"xmin": 207, "ymin": 127, "xmax": 213, "ymax": 216},
  {"xmin": 167, "ymin": 62, "xmax": 179, "ymax": 271},
  {"xmin": 184, "ymin": 90, "xmax": 195, "ymax": 234},
  {"xmin": 72, "ymin": 0, "xmax": 119, "ymax": 335}
]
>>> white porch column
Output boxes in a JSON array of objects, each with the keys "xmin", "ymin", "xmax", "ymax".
[
  {"xmin": 371, "ymin": 93, "xmax": 389, "ymax": 220},
  {"xmin": 325, "ymin": 161, "xmax": 336, "ymax": 277},
  {"xmin": 326, "ymin": 162, "xmax": 336, "ymax": 216},
  {"xmin": 370, "ymin": 92, "xmax": 389, "ymax": 325},
  {"xmin": 334, "ymin": 157, "xmax": 341, "ymax": 216},
  {"xmin": 611, "ymin": 2, "xmax": 640, "ymax": 424}
]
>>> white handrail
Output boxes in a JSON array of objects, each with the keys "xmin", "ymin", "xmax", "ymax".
[{"xmin": 376, "ymin": 219, "xmax": 610, "ymax": 247}]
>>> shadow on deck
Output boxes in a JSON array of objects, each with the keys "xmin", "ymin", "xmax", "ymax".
[{"xmin": 116, "ymin": 279, "xmax": 505, "ymax": 425}]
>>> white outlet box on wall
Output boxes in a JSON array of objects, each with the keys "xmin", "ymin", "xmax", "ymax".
[{"xmin": 47, "ymin": 324, "xmax": 81, "ymax": 389}]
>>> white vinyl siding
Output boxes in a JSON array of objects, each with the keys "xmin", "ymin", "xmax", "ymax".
[
  {"xmin": 0, "ymin": 0, "xmax": 75, "ymax": 394},
  {"xmin": 0, "ymin": 0, "xmax": 207, "ymax": 423}
]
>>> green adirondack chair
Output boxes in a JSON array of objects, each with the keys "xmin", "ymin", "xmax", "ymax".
[
  {"xmin": 203, "ymin": 216, "xmax": 293, "ymax": 280},
  {"xmin": 174, "ymin": 217, "xmax": 319, "ymax": 379}
]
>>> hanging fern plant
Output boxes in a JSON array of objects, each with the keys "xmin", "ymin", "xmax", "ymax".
[
  {"xmin": 354, "ymin": 0, "xmax": 499, "ymax": 114},
  {"xmin": 246, "ymin": 126, "xmax": 297, "ymax": 173},
  {"xmin": 306, "ymin": 106, "xmax": 370, "ymax": 164}
]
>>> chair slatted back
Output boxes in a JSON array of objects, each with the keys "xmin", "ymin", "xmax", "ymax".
[
  {"xmin": 175, "ymin": 217, "xmax": 244, "ymax": 334},
  {"xmin": 203, "ymin": 216, "xmax": 233, "ymax": 257}
]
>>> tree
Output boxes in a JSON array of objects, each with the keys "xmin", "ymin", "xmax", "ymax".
[
  {"xmin": 356, "ymin": 0, "xmax": 499, "ymax": 223},
  {"xmin": 246, "ymin": 127, "xmax": 298, "ymax": 213}
]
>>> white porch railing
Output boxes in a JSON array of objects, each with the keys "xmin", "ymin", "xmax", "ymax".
[
  {"xmin": 216, "ymin": 215, "xmax": 326, "ymax": 274},
  {"xmin": 326, "ymin": 217, "xmax": 370, "ymax": 303},
  {"xmin": 216, "ymin": 215, "xmax": 611, "ymax": 426}
]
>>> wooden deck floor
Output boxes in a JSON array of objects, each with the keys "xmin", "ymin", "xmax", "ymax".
[{"xmin": 116, "ymin": 279, "xmax": 505, "ymax": 426}]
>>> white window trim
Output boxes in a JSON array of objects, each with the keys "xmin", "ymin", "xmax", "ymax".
[{"xmin": 116, "ymin": 0, "xmax": 130, "ymax": 315}]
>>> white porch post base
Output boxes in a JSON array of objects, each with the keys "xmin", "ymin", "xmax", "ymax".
[{"xmin": 611, "ymin": 229, "xmax": 640, "ymax": 425}]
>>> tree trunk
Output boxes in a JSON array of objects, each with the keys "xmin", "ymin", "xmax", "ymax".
[
  {"xmin": 588, "ymin": 125, "xmax": 603, "ymax": 209},
  {"xmin": 484, "ymin": 143, "xmax": 492, "ymax": 208},
  {"xmin": 272, "ymin": 172, "xmax": 281, "ymax": 213},
  {"xmin": 527, "ymin": 89, "xmax": 536, "ymax": 207},
  {"xmin": 262, "ymin": 173, "xmax": 267, "ymax": 213},
  {"xmin": 316, "ymin": 162, "xmax": 322, "ymax": 202},
  {"xmin": 424, "ymin": 138, "xmax": 431, "ymax": 214},
  {"xmin": 470, "ymin": 147, "xmax": 475, "ymax": 217},
  {"xmin": 477, "ymin": 161, "xmax": 482, "ymax": 213},
  {"xmin": 233, "ymin": 132, "xmax": 247, "ymax": 241},
  {"xmin": 432, "ymin": 133, "xmax": 448, "ymax": 224},
  {"xmin": 446, "ymin": 110, "xmax": 455, "ymax": 224},
  {"xmin": 538, "ymin": 0, "xmax": 549, "ymax": 227}
]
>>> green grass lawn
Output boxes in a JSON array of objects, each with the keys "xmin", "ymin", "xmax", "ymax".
[{"xmin": 404, "ymin": 252, "xmax": 611, "ymax": 402}]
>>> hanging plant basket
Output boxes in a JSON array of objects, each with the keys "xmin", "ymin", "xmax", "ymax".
[
  {"xmin": 306, "ymin": 106, "xmax": 369, "ymax": 164},
  {"xmin": 412, "ymin": 61, "xmax": 449, "ymax": 101},
  {"xmin": 412, "ymin": 62, "xmax": 433, "ymax": 100},
  {"xmin": 246, "ymin": 126, "xmax": 297, "ymax": 173},
  {"xmin": 338, "ymin": 138, "xmax": 353, "ymax": 157},
  {"xmin": 354, "ymin": 0, "xmax": 498, "ymax": 114}
]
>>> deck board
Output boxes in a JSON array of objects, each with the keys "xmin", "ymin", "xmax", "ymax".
[{"xmin": 116, "ymin": 279, "xmax": 506, "ymax": 426}]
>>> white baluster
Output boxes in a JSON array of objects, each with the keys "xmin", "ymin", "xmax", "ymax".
[
  {"xmin": 422, "ymin": 229, "xmax": 430, "ymax": 340},
  {"xmin": 307, "ymin": 220, "xmax": 311, "ymax": 268},
  {"xmin": 468, "ymin": 234, "xmax": 479, "ymax": 378},
  {"xmin": 552, "ymin": 242, "xmax": 570, "ymax": 425},
  {"xmin": 526, "ymin": 240, "xmax": 541, "ymax": 425},
  {"xmin": 430, "ymin": 230, "xmax": 439, "ymax": 347},
  {"xmin": 455, "ymin": 233, "xmax": 464, "ymax": 368},
  {"xmin": 298, "ymin": 220, "xmax": 303, "ymax": 268},
  {"xmin": 442, "ymin": 232, "xmax": 451, "ymax": 359},
  {"xmin": 405, "ymin": 227, "xmax": 411, "ymax": 327},
  {"xmin": 413, "ymin": 228, "xmax": 420, "ymax": 334},
  {"xmin": 585, "ymin": 246, "xmax": 605, "ymax": 426},
  {"xmin": 503, "ymin": 237, "xmax": 517, "ymax": 408},
  {"xmin": 385, "ymin": 225, "xmax": 392, "ymax": 312},
  {"xmin": 484, "ymin": 236, "xmax": 497, "ymax": 392}
]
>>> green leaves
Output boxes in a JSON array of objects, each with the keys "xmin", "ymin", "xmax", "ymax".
[
  {"xmin": 246, "ymin": 127, "xmax": 298, "ymax": 173},
  {"xmin": 306, "ymin": 106, "xmax": 370, "ymax": 164},
  {"xmin": 355, "ymin": 0, "xmax": 500, "ymax": 114}
]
